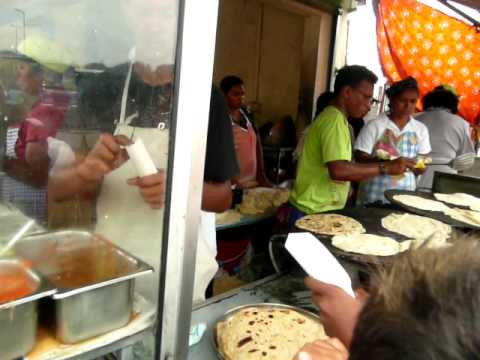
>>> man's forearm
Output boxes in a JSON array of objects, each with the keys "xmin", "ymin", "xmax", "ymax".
[
  {"xmin": 48, "ymin": 165, "xmax": 100, "ymax": 201},
  {"xmin": 202, "ymin": 181, "xmax": 232, "ymax": 213},
  {"xmin": 328, "ymin": 161, "xmax": 381, "ymax": 182}
]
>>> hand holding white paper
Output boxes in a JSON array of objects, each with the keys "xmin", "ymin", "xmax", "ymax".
[
  {"xmin": 285, "ymin": 232, "xmax": 355, "ymax": 298},
  {"xmin": 126, "ymin": 138, "xmax": 158, "ymax": 177}
]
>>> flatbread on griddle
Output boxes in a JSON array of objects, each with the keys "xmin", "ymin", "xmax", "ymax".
[
  {"xmin": 434, "ymin": 193, "xmax": 480, "ymax": 210},
  {"xmin": 444, "ymin": 208, "xmax": 480, "ymax": 227},
  {"xmin": 295, "ymin": 214, "xmax": 365, "ymax": 236},
  {"xmin": 393, "ymin": 195, "xmax": 450, "ymax": 212},
  {"xmin": 331, "ymin": 233, "xmax": 408, "ymax": 256},
  {"xmin": 381, "ymin": 213, "xmax": 451, "ymax": 241}
]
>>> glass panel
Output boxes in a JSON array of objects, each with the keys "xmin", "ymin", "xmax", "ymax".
[{"xmin": 0, "ymin": 0, "xmax": 179, "ymax": 358}]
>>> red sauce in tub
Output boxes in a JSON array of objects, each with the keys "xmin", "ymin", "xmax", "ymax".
[{"xmin": 0, "ymin": 267, "xmax": 37, "ymax": 305}]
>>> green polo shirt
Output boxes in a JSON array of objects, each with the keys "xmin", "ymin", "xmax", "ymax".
[{"xmin": 290, "ymin": 106, "xmax": 352, "ymax": 214}]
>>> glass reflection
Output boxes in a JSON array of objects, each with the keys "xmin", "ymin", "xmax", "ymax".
[{"xmin": 0, "ymin": 1, "xmax": 179, "ymax": 357}]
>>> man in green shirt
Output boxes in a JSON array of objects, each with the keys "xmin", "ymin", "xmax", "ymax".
[{"xmin": 289, "ymin": 65, "xmax": 415, "ymax": 219}]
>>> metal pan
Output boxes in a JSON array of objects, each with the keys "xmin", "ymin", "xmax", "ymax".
[
  {"xmin": 0, "ymin": 260, "xmax": 56, "ymax": 360},
  {"xmin": 384, "ymin": 190, "xmax": 480, "ymax": 230},
  {"xmin": 15, "ymin": 230, "xmax": 153, "ymax": 344},
  {"xmin": 212, "ymin": 303, "xmax": 323, "ymax": 360}
]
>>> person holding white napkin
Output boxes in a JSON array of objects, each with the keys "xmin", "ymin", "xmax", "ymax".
[{"xmin": 48, "ymin": 0, "xmax": 238, "ymax": 305}]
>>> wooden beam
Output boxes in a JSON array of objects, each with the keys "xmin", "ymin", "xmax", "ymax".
[{"xmin": 259, "ymin": 0, "xmax": 333, "ymax": 16}]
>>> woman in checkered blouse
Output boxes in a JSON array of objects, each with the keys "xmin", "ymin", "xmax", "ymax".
[{"xmin": 353, "ymin": 77, "xmax": 431, "ymax": 205}]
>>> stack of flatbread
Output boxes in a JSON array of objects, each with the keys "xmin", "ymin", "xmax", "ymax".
[
  {"xmin": 216, "ymin": 306, "xmax": 326, "ymax": 360},
  {"xmin": 237, "ymin": 188, "xmax": 290, "ymax": 215},
  {"xmin": 295, "ymin": 214, "xmax": 365, "ymax": 236},
  {"xmin": 216, "ymin": 210, "xmax": 243, "ymax": 226}
]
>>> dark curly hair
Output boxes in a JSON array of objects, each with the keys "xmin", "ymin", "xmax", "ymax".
[{"xmin": 422, "ymin": 86, "xmax": 459, "ymax": 114}]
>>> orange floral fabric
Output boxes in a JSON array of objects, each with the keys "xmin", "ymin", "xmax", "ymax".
[{"xmin": 377, "ymin": 0, "xmax": 480, "ymax": 123}]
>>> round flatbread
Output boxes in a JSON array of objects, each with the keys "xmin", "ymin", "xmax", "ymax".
[
  {"xmin": 332, "ymin": 233, "xmax": 408, "ymax": 256},
  {"xmin": 393, "ymin": 194, "xmax": 450, "ymax": 212},
  {"xmin": 216, "ymin": 306, "xmax": 326, "ymax": 360},
  {"xmin": 381, "ymin": 213, "xmax": 451, "ymax": 240},
  {"xmin": 444, "ymin": 208, "xmax": 480, "ymax": 227},
  {"xmin": 295, "ymin": 214, "xmax": 365, "ymax": 236},
  {"xmin": 434, "ymin": 193, "xmax": 480, "ymax": 209},
  {"xmin": 216, "ymin": 210, "xmax": 243, "ymax": 226}
]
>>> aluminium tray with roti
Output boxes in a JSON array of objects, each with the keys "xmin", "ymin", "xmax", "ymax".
[
  {"xmin": 212, "ymin": 303, "xmax": 326, "ymax": 360},
  {"xmin": 384, "ymin": 190, "xmax": 480, "ymax": 230},
  {"xmin": 294, "ymin": 208, "xmax": 412, "ymax": 265}
]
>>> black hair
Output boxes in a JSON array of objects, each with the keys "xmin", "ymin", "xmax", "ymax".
[
  {"xmin": 333, "ymin": 65, "xmax": 378, "ymax": 96},
  {"xmin": 422, "ymin": 85, "xmax": 459, "ymax": 114},
  {"xmin": 220, "ymin": 75, "xmax": 244, "ymax": 94},
  {"xmin": 315, "ymin": 91, "xmax": 335, "ymax": 117},
  {"xmin": 385, "ymin": 76, "xmax": 419, "ymax": 101}
]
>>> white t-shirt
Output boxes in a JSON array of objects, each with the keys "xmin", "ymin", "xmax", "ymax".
[{"xmin": 355, "ymin": 114, "xmax": 431, "ymax": 156}]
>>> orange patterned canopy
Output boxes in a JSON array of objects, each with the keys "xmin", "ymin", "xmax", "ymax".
[{"xmin": 377, "ymin": 0, "xmax": 480, "ymax": 123}]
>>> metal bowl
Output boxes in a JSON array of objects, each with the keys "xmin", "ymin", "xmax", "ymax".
[
  {"xmin": 0, "ymin": 260, "xmax": 56, "ymax": 360},
  {"xmin": 212, "ymin": 303, "xmax": 323, "ymax": 360}
]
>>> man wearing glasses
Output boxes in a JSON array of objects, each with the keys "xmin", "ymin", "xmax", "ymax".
[{"xmin": 288, "ymin": 65, "xmax": 415, "ymax": 223}]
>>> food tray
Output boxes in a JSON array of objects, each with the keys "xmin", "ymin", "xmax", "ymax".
[
  {"xmin": 384, "ymin": 190, "xmax": 480, "ymax": 230},
  {"xmin": 212, "ymin": 303, "xmax": 322, "ymax": 360},
  {"xmin": 0, "ymin": 260, "xmax": 56, "ymax": 360},
  {"xmin": 15, "ymin": 230, "xmax": 153, "ymax": 344}
]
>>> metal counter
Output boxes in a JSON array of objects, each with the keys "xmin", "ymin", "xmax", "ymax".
[
  {"xmin": 216, "ymin": 213, "xmax": 274, "ymax": 231},
  {"xmin": 188, "ymin": 273, "xmax": 316, "ymax": 360}
]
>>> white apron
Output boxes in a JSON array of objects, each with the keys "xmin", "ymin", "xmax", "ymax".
[{"xmin": 95, "ymin": 61, "xmax": 218, "ymax": 305}]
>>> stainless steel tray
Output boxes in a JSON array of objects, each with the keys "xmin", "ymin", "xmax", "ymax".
[
  {"xmin": 15, "ymin": 230, "xmax": 153, "ymax": 343},
  {"xmin": 15, "ymin": 230, "xmax": 153, "ymax": 298},
  {"xmin": 0, "ymin": 260, "xmax": 56, "ymax": 360},
  {"xmin": 212, "ymin": 303, "xmax": 323, "ymax": 360}
]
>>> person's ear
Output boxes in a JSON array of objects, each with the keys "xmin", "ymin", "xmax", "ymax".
[{"xmin": 342, "ymin": 86, "xmax": 352, "ymax": 100}]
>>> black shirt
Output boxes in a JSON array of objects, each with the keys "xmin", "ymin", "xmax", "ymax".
[{"xmin": 204, "ymin": 85, "xmax": 239, "ymax": 182}]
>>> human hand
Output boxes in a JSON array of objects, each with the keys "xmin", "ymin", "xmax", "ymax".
[
  {"xmin": 127, "ymin": 170, "xmax": 165, "ymax": 209},
  {"xmin": 385, "ymin": 157, "xmax": 416, "ymax": 175},
  {"xmin": 76, "ymin": 134, "xmax": 131, "ymax": 182},
  {"xmin": 305, "ymin": 277, "xmax": 367, "ymax": 347},
  {"xmin": 294, "ymin": 338, "xmax": 349, "ymax": 360}
]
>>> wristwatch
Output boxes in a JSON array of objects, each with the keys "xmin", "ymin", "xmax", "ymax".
[
  {"xmin": 231, "ymin": 188, "xmax": 244, "ymax": 208},
  {"xmin": 379, "ymin": 162, "xmax": 387, "ymax": 175}
]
